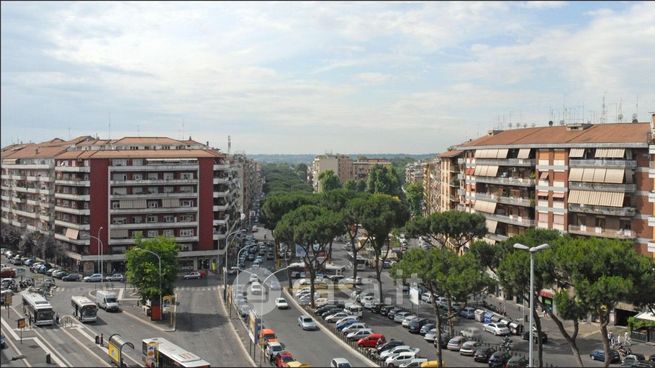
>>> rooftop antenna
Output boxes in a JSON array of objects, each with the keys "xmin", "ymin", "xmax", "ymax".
[
  {"xmin": 182, "ymin": 120, "xmax": 185, "ymax": 140},
  {"xmin": 108, "ymin": 112, "xmax": 112, "ymax": 140},
  {"xmin": 228, "ymin": 135, "xmax": 231, "ymax": 155},
  {"xmin": 601, "ymin": 93, "xmax": 607, "ymax": 124},
  {"xmin": 618, "ymin": 98, "xmax": 624, "ymax": 123}
]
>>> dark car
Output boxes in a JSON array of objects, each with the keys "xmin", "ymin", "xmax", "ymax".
[
  {"xmin": 621, "ymin": 362, "xmax": 655, "ymax": 368},
  {"xmin": 376, "ymin": 339, "xmax": 405, "ymax": 354},
  {"xmin": 488, "ymin": 351, "xmax": 512, "ymax": 368},
  {"xmin": 62, "ymin": 273, "xmax": 82, "ymax": 281},
  {"xmin": 506, "ymin": 356, "xmax": 529, "ymax": 368},
  {"xmin": 474, "ymin": 347, "xmax": 496, "ymax": 363},
  {"xmin": 371, "ymin": 303, "xmax": 386, "ymax": 314},
  {"xmin": 433, "ymin": 332, "xmax": 452, "ymax": 349},
  {"xmin": 0, "ymin": 334, "xmax": 6, "ymax": 349},
  {"xmin": 316, "ymin": 304, "xmax": 338, "ymax": 315},
  {"xmin": 387, "ymin": 307, "xmax": 402, "ymax": 319},
  {"xmin": 379, "ymin": 305, "xmax": 394, "ymax": 315},
  {"xmin": 408, "ymin": 318, "xmax": 430, "ymax": 334},
  {"xmin": 522, "ymin": 330, "xmax": 548, "ymax": 344},
  {"xmin": 590, "ymin": 349, "xmax": 620, "ymax": 363}
]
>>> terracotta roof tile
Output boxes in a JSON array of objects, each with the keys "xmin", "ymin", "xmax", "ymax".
[
  {"xmin": 438, "ymin": 150, "xmax": 463, "ymax": 158},
  {"xmin": 55, "ymin": 149, "xmax": 223, "ymax": 159},
  {"xmin": 113, "ymin": 137, "xmax": 185, "ymax": 145}
]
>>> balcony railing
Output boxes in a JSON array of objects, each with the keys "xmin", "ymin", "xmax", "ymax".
[
  {"xmin": 55, "ymin": 179, "xmax": 90, "ymax": 186},
  {"xmin": 569, "ymin": 159, "xmax": 637, "ymax": 169},
  {"xmin": 55, "ymin": 193, "xmax": 90, "ymax": 201},
  {"xmin": 486, "ymin": 233, "xmax": 509, "ymax": 242},
  {"xmin": 474, "ymin": 176, "xmax": 536, "ymax": 187},
  {"xmin": 567, "ymin": 225, "xmax": 636, "ymax": 240},
  {"xmin": 110, "ymin": 192, "xmax": 197, "ymax": 200},
  {"xmin": 474, "ymin": 158, "xmax": 536, "ymax": 167},
  {"xmin": 484, "ymin": 213, "xmax": 535, "ymax": 227},
  {"xmin": 55, "ymin": 206, "xmax": 91, "ymax": 215},
  {"xmin": 110, "ymin": 206, "xmax": 198, "ymax": 214},
  {"xmin": 213, "ymin": 164, "xmax": 230, "ymax": 170},
  {"xmin": 109, "ymin": 235, "xmax": 199, "ymax": 245},
  {"xmin": 568, "ymin": 204, "xmax": 636, "ymax": 217},
  {"xmin": 568, "ymin": 182, "xmax": 635, "ymax": 193},
  {"xmin": 475, "ymin": 192, "xmax": 533, "ymax": 207},
  {"xmin": 109, "ymin": 178, "xmax": 197, "ymax": 186},
  {"xmin": 54, "ymin": 219, "xmax": 90, "ymax": 230},
  {"xmin": 55, "ymin": 166, "xmax": 90, "ymax": 172},
  {"xmin": 111, "ymin": 221, "xmax": 198, "ymax": 230}
]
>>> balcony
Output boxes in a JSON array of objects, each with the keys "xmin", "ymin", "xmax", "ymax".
[
  {"xmin": 110, "ymin": 178, "xmax": 197, "ymax": 186},
  {"xmin": 568, "ymin": 182, "xmax": 635, "ymax": 193},
  {"xmin": 25, "ymin": 176, "xmax": 51, "ymax": 182},
  {"xmin": 475, "ymin": 192, "xmax": 533, "ymax": 207},
  {"xmin": 54, "ymin": 220, "xmax": 90, "ymax": 230},
  {"xmin": 55, "ymin": 192, "xmax": 90, "ymax": 201},
  {"xmin": 568, "ymin": 203, "xmax": 636, "ymax": 217},
  {"xmin": 474, "ymin": 176, "xmax": 536, "ymax": 187},
  {"xmin": 56, "ymin": 233, "xmax": 91, "ymax": 245},
  {"xmin": 474, "ymin": 158, "xmax": 536, "ymax": 167},
  {"xmin": 213, "ymin": 177, "xmax": 230, "ymax": 184},
  {"xmin": 457, "ymin": 173, "xmax": 465, "ymax": 180},
  {"xmin": 650, "ymin": 161, "xmax": 655, "ymax": 179},
  {"xmin": 569, "ymin": 159, "xmax": 637, "ymax": 169},
  {"xmin": 484, "ymin": 213, "xmax": 535, "ymax": 227},
  {"xmin": 213, "ymin": 190, "xmax": 230, "ymax": 198},
  {"xmin": 213, "ymin": 219, "xmax": 228, "ymax": 226},
  {"xmin": 110, "ymin": 192, "xmax": 197, "ymax": 200},
  {"xmin": 649, "ymin": 216, "xmax": 655, "ymax": 228},
  {"xmin": 650, "ymin": 145, "xmax": 655, "ymax": 155},
  {"xmin": 55, "ymin": 206, "xmax": 91, "ymax": 215},
  {"xmin": 110, "ymin": 164, "xmax": 198, "ymax": 171},
  {"xmin": 8, "ymin": 164, "xmax": 51, "ymax": 170},
  {"xmin": 213, "ymin": 164, "xmax": 230, "ymax": 171},
  {"xmin": 109, "ymin": 235, "xmax": 199, "ymax": 245},
  {"xmin": 55, "ymin": 166, "xmax": 90, "ymax": 172},
  {"xmin": 486, "ymin": 233, "xmax": 509, "ymax": 242},
  {"xmin": 110, "ymin": 206, "xmax": 198, "ymax": 215},
  {"xmin": 213, "ymin": 204, "xmax": 229, "ymax": 211},
  {"xmin": 567, "ymin": 225, "xmax": 636, "ymax": 240},
  {"xmin": 55, "ymin": 179, "xmax": 90, "ymax": 186},
  {"xmin": 213, "ymin": 232, "xmax": 227, "ymax": 240},
  {"xmin": 649, "ymin": 192, "xmax": 655, "ymax": 203},
  {"xmin": 13, "ymin": 209, "xmax": 37, "ymax": 219},
  {"xmin": 111, "ymin": 221, "xmax": 198, "ymax": 230}
]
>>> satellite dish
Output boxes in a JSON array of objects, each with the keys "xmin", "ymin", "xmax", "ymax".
[{"xmin": 548, "ymin": 121, "xmax": 554, "ymax": 126}]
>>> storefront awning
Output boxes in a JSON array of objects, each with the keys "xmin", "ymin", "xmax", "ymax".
[{"xmin": 635, "ymin": 311, "xmax": 655, "ymax": 322}]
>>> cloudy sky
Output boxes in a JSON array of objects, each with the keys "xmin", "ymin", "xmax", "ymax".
[{"xmin": 2, "ymin": 1, "xmax": 654, "ymax": 154}]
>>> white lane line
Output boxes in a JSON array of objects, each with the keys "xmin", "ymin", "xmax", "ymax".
[
  {"xmin": 59, "ymin": 327, "xmax": 110, "ymax": 367},
  {"xmin": 8, "ymin": 306, "xmax": 70, "ymax": 367},
  {"xmin": 218, "ymin": 286, "xmax": 256, "ymax": 367},
  {"xmin": 71, "ymin": 323, "xmax": 142, "ymax": 367},
  {"xmin": 120, "ymin": 308, "xmax": 172, "ymax": 333},
  {"xmin": 0, "ymin": 317, "xmax": 32, "ymax": 367}
]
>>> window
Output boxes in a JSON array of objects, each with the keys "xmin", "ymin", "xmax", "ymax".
[
  {"xmin": 113, "ymin": 217, "xmax": 126, "ymax": 225},
  {"xmin": 147, "ymin": 187, "xmax": 158, "ymax": 194},
  {"xmin": 113, "ymin": 173, "xmax": 127, "ymax": 181},
  {"xmin": 163, "ymin": 229, "xmax": 174, "ymax": 237},
  {"xmin": 130, "ymin": 146, "xmax": 139, "ymax": 151},
  {"xmin": 161, "ymin": 146, "xmax": 171, "ymax": 150},
  {"xmin": 147, "ymin": 230, "xmax": 158, "ymax": 238},
  {"xmin": 147, "ymin": 215, "xmax": 157, "ymax": 223},
  {"xmin": 163, "ymin": 186, "xmax": 174, "ymax": 193},
  {"xmin": 181, "ymin": 172, "xmax": 193, "ymax": 180},
  {"xmin": 133, "ymin": 216, "xmax": 142, "ymax": 224},
  {"xmin": 595, "ymin": 217, "xmax": 605, "ymax": 228},
  {"xmin": 163, "ymin": 173, "xmax": 174, "ymax": 180},
  {"xmin": 164, "ymin": 215, "xmax": 174, "ymax": 223},
  {"xmin": 132, "ymin": 173, "xmax": 143, "ymax": 180},
  {"xmin": 179, "ymin": 229, "xmax": 194, "ymax": 237},
  {"xmin": 112, "ymin": 187, "xmax": 127, "ymax": 195},
  {"xmin": 179, "ymin": 186, "xmax": 193, "ymax": 193},
  {"xmin": 133, "ymin": 187, "xmax": 144, "ymax": 194},
  {"xmin": 112, "ymin": 201, "xmax": 120, "ymax": 209},
  {"xmin": 180, "ymin": 214, "xmax": 194, "ymax": 222},
  {"xmin": 147, "ymin": 173, "xmax": 158, "ymax": 180},
  {"xmin": 112, "ymin": 159, "xmax": 127, "ymax": 166},
  {"xmin": 147, "ymin": 201, "xmax": 158, "ymax": 208},
  {"xmin": 181, "ymin": 200, "xmax": 193, "ymax": 207}
]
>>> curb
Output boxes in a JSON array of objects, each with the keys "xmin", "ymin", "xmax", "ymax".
[
  {"xmin": 283, "ymin": 287, "xmax": 378, "ymax": 368},
  {"xmin": 219, "ymin": 285, "xmax": 257, "ymax": 367}
]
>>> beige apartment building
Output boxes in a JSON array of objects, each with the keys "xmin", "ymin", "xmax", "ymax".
[
  {"xmin": 310, "ymin": 154, "xmax": 391, "ymax": 192},
  {"xmin": 421, "ymin": 157, "xmax": 441, "ymax": 215}
]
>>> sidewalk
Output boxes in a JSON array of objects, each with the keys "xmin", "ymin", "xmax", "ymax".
[{"xmin": 0, "ymin": 303, "xmax": 59, "ymax": 368}]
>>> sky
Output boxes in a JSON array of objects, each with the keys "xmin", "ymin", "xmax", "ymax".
[{"xmin": 1, "ymin": 1, "xmax": 654, "ymax": 154}]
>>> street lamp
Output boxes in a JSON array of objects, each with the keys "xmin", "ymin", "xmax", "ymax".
[
  {"xmin": 513, "ymin": 242, "xmax": 550, "ymax": 368},
  {"xmin": 141, "ymin": 249, "xmax": 162, "ymax": 321},
  {"xmin": 222, "ymin": 212, "xmax": 247, "ymax": 301},
  {"xmin": 86, "ymin": 226, "xmax": 103, "ymax": 277}
]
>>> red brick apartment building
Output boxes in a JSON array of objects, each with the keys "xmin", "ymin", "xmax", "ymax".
[{"xmin": 1, "ymin": 136, "xmax": 239, "ymax": 274}]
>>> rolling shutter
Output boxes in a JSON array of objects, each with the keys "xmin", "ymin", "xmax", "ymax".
[
  {"xmin": 111, "ymin": 229, "xmax": 129, "ymax": 239},
  {"xmin": 486, "ymin": 220, "xmax": 498, "ymax": 233},
  {"xmin": 605, "ymin": 168, "xmax": 624, "ymax": 184},
  {"xmin": 606, "ymin": 149, "xmax": 625, "ymax": 158},
  {"xmin": 569, "ymin": 148, "xmax": 585, "ymax": 158},
  {"xmin": 569, "ymin": 168, "xmax": 583, "ymax": 181},
  {"xmin": 497, "ymin": 149, "xmax": 509, "ymax": 159},
  {"xmin": 592, "ymin": 168, "xmax": 607, "ymax": 183},
  {"xmin": 517, "ymin": 149, "xmax": 531, "ymax": 159},
  {"xmin": 487, "ymin": 166, "xmax": 499, "ymax": 177},
  {"xmin": 581, "ymin": 168, "xmax": 594, "ymax": 182},
  {"xmin": 595, "ymin": 149, "xmax": 609, "ymax": 158}
]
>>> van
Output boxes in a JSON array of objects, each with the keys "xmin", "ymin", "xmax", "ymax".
[
  {"xmin": 345, "ymin": 303, "xmax": 363, "ymax": 317},
  {"xmin": 95, "ymin": 290, "xmax": 120, "ymax": 312}
]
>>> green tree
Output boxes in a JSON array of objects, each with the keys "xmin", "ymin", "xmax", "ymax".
[
  {"xmin": 367, "ymin": 164, "xmax": 402, "ymax": 196},
  {"xmin": 343, "ymin": 180, "xmax": 357, "ymax": 192},
  {"xmin": 318, "ymin": 170, "xmax": 342, "ymax": 192},
  {"xmin": 19, "ymin": 231, "xmax": 40, "ymax": 258},
  {"xmin": 357, "ymin": 194, "xmax": 409, "ymax": 298},
  {"xmin": 262, "ymin": 163, "xmax": 313, "ymax": 195},
  {"xmin": 0, "ymin": 223, "xmax": 22, "ymax": 250},
  {"xmin": 125, "ymin": 236, "xmax": 179, "ymax": 306},
  {"xmin": 273, "ymin": 205, "xmax": 343, "ymax": 308},
  {"xmin": 405, "ymin": 211, "xmax": 487, "ymax": 253},
  {"xmin": 356, "ymin": 179, "xmax": 367, "ymax": 192},
  {"xmin": 404, "ymin": 182, "xmax": 423, "ymax": 217}
]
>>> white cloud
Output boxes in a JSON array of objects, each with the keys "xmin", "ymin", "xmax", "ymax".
[
  {"xmin": 521, "ymin": 1, "xmax": 567, "ymax": 9},
  {"xmin": 355, "ymin": 72, "xmax": 392, "ymax": 84}
]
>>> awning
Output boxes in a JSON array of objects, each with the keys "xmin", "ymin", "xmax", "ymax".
[
  {"xmin": 568, "ymin": 190, "xmax": 580, "ymax": 203},
  {"xmin": 552, "ymin": 192, "xmax": 565, "ymax": 199},
  {"xmin": 474, "ymin": 166, "xmax": 482, "ymax": 175},
  {"xmin": 537, "ymin": 191, "xmax": 549, "ymax": 197},
  {"xmin": 539, "ymin": 289, "xmax": 554, "ymax": 299},
  {"xmin": 582, "ymin": 168, "xmax": 595, "ymax": 182},
  {"xmin": 604, "ymin": 168, "xmax": 624, "ymax": 184},
  {"xmin": 474, "ymin": 200, "xmax": 496, "ymax": 214},
  {"xmin": 497, "ymin": 149, "xmax": 509, "ymax": 159},
  {"xmin": 634, "ymin": 311, "xmax": 655, "ymax": 322},
  {"xmin": 569, "ymin": 148, "xmax": 585, "ymax": 158},
  {"xmin": 486, "ymin": 220, "xmax": 498, "ymax": 233},
  {"xmin": 606, "ymin": 148, "xmax": 625, "ymax": 158},
  {"xmin": 569, "ymin": 168, "xmax": 583, "ymax": 182},
  {"xmin": 65, "ymin": 228, "xmax": 79, "ymax": 240},
  {"xmin": 539, "ymin": 172, "xmax": 549, "ymax": 180},
  {"xmin": 487, "ymin": 166, "xmax": 499, "ymax": 177},
  {"xmin": 517, "ymin": 149, "xmax": 531, "ymax": 159},
  {"xmin": 592, "ymin": 168, "xmax": 606, "ymax": 183},
  {"xmin": 595, "ymin": 148, "xmax": 608, "ymax": 158},
  {"xmin": 474, "ymin": 150, "xmax": 484, "ymax": 158}
]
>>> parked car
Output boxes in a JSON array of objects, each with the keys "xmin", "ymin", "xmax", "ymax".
[
  {"xmin": 376, "ymin": 339, "xmax": 405, "ymax": 354},
  {"xmin": 379, "ymin": 345, "xmax": 412, "ymax": 360},
  {"xmin": 357, "ymin": 333, "xmax": 385, "ymax": 348},
  {"xmin": 446, "ymin": 336, "xmax": 467, "ymax": 351},
  {"xmin": 590, "ymin": 349, "xmax": 620, "ymax": 363},
  {"xmin": 623, "ymin": 354, "xmax": 647, "ymax": 365},
  {"xmin": 387, "ymin": 307, "xmax": 403, "ymax": 319},
  {"xmin": 386, "ymin": 351, "xmax": 419, "ymax": 368},
  {"xmin": 484, "ymin": 322, "xmax": 511, "ymax": 336},
  {"xmin": 505, "ymin": 356, "xmax": 529, "ymax": 368},
  {"xmin": 394, "ymin": 311, "xmax": 411, "ymax": 323},
  {"xmin": 401, "ymin": 315, "xmax": 418, "ymax": 328},
  {"xmin": 459, "ymin": 307, "xmax": 476, "ymax": 319},
  {"xmin": 408, "ymin": 318, "xmax": 430, "ymax": 334},
  {"xmin": 400, "ymin": 358, "xmax": 428, "ymax": 368},
  {"xmin": 330, "ymin": 358, "xmax": 352, "ymax": 368},
  {"xmin": 434, "ymin": 333, "xmax": 452, "ymax": 349},
  {"xmin": 275, "ymin": 351, "xmax": 294, "ymax": 367},
  {"xmin": 265, "ymin": 341, "xmax": 284, "ymax": 362},
  {"xmin": 346, "ymin": 328, "xmax": 372, "ymax": 341},
  {"xmin": 474, "ymin": 347, "xmax": 496, "ymax": 363},
  {"xmin": 62, "ymin": 273, "xmax": 82, "ymax": 281},
  {"xmin": 275, "ymin": 298, "xmax": 289, "ymax": 309},
  {"xmin": 326, "ymin": 312, "xmax": 352, "ymax": 323},
  {"xmin": 184, "ymin": 271, "xmax": 202, "ymax": 280},
  {"xmin": 423, "ymin": 329, "xmax": 439, "ymax": 342},
  {"xmin": 341, "ymin": 323, "xmax": 367, "ymax": 335},
  {"xmin": 83, "ymin": 273, "xmax": 103, "ymax": 282},
  {"xmin": 297, "ymin": 315, "xmax": 318, "ymax": 331},
  {"xmin": 459, "ymin": 340, "xmax": 480, "ymax": 356},
  {"xmin": 522, "ymin": 330, "xmax": 548, "ymax": 344},
  {"xmin": 105, "ymin": 273, "xmax": 124, "ymax": 282},
  {"xmin": 488, "ymin": 351, "xmax": 512, "ymax": 368},
  {"xmin": 52, "ymin": 270, "xmax": 68, "ymax": 279},
  {"xmin": 419, "ymin": 323, "xmax": 436, "ymax": 335},
  {"xmin": 379, "ymin": 305, "xmax": 394, "ymax": 315},
  {"xmin": 460, "ymin": 327, "xmax": 482, "ymax": 339}
]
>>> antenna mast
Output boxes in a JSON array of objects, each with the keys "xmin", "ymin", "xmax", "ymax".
[
  {"xmin": 601, "ymin": 93, "xmax": 607, "ymax": 124},
  {"xmin": 228, "ymin": 135, "xmax": 232, "ymax": 155},
  {"xmin": 108, "ymin": 112, "xmax": 112, "ymax": 140}
]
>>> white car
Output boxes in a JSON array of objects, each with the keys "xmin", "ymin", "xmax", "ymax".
[
  {"xmin": 325, "ymin": 312, "xmax": 352, "ymax": 323},
  {"xmin": 346, "ymin": 328, "xmax": 372, "ymax": 341},
  {"xmin": 184, "ymin": 271, "xmax": 202, "ymax": 280},
  {"xmin": 393, "ymin": 311, "xmax": 411, "ymax": 323},
  {"xmin": 379, "ymin": 345, "xmax": 411, "ymax": 360},
  {"xmin": 298, "ymin": 315, "xmax": 318, "ymax": 331},
  {"xmin": 399, "ymin": 358, "xmax": 428, "ymax": 368},
  {"xmin": 385, "ymin": 351, "xmax": 418, "ymax": 368},
  {"xmin": 340, "ymin": 322, "xmax": 367, "ymax": 335},
  {"xmin": 330, "ymin": 358, "xmax": 352, "ymax": 368},
  {"xmin": 249, "ymin": 274, "xmax": 259, "ymax": 283},
  {"xmin": 423, "ymin": 329, "xmax": 438, "ymax": 342},
  {"xmin": 361, "ymin": 295, "xmax": 375, "ymax": 305},
  {"xmin": 401, "ymin": 315, "xmax": 418, "ymax": 328},
  {"xmin": 459, "ymin": 340, "xmax": 480, "ymax": 356},
  {"xmin": 460, "ymin": 326, "xmax": 482, "ymax": 339},
  {"xmin": 295, "ymin": 287, "xmax": 312, "ymax": 297},
  {"xmin": 420, "ymin": 292, "xmax": 432, "ymax": 303},
  {"xmin": 484, "ymin": 322, "xmax": 511, "ymax": 336},
  {"xmin": 275, "ymin": 298, "xmax": 289, "ymax": 309},
  {"xmin": 446, "ymin": 335, "xmax": 466, "ymax": 351}
]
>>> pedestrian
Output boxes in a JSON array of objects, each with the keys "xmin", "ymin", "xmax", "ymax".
[
  {"xmin": 624, "ymin": 331, "xmax": 631, "ymax": 346},
  {"xmin": 55, "ymin": 312, "xmax": 59, "ymax": 325}
]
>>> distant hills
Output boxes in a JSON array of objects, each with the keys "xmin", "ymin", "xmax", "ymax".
[{"xmin": 250, "ymin": 153, "xmax": 436, "ymax": 164}]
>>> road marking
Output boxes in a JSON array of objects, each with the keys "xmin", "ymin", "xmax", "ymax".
[
  {"xmin": 121, "ymin": 308, "xmax": 174, "ymax": 333},
  {"xmin": 218, "ymin": 286, "xmax": 256, "ymax": 367},
  {"xmin": 0, "ymin": 317, "xmax": 32, "ymax": 367},
  {"xmin": 59, "ymin": 326, "xmax": 110, "ymax": 367},
  {"xmin": 7, "ymin": 306, "xmax": 71, "ymax": 367}
]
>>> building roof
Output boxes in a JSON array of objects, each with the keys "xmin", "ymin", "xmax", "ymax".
[
  {"xmin": 55, "ymin": 149, "xmax": 223, "ymax": 159},
  {"xmin": 458, "ymin": 123, "xmax": 651, "ymax": 149},
  {"xmin": 438, "ymin": 149, "xmax": 463, "ymax": 158},
  {"xmin": 112, "ymin": 137, "xmax": 187, "ymax": 145},
  {"xmin": 1, "ymin": 143, "xmax": 70, "ymax": 159}
]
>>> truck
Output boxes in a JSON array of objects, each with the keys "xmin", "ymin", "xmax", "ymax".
[{"xmin": 95, "ymin": 290, "xmax": 120, "ymax": 312}]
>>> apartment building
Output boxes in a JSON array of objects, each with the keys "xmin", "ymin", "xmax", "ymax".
[
  {"xmin": 2, "ymin": 136, "xmax": 241, "ymax": 274},
  {"xmin": 309, "ymin": 154, "xmax": 391, "ymax": 192},
  {"xmin": 453, "ymin": 119, "xmax": 654, "ymax": 261},
  {"xmin": 421, "ymin": 156, "xmax": 440, "ymax": 215},
  {"xmin": 232, "ymin": 153, "xmax": 263, "ymax": 224},
  {"xmin": 404, "ymin": 161, "xmax": 426, "ymax": 185},
  {"xmin": 439, "ymin": 150, "xmax": 464, "ymax": 213}
]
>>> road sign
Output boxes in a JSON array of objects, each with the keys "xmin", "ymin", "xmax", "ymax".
[{"xmin": 17, "ymin": 318, "xmax": 25, "ymax": 329}]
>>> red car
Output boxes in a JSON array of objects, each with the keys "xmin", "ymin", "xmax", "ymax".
[
  {"xmin": 275, "ymin": 351, "xmax": 294, "ymax": 367},
  {"xmin": 357, "ymin": 333, "xmax": 385, "ymax": 348}
]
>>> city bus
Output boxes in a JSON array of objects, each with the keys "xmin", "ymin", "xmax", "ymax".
[
  {"xmin": 142, "ymin": 337, "xmax": 210, "ymax": 368},
  {"xmin": 22, "ymin": 292, "xmax": 55, "ymax": 326},
  {"xmin": 71, "ymin": 295, "xmax": 98, "ymax": 323}
]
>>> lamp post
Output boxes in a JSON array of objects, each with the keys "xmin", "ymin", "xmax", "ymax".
[
  {"xmin": 141, "ymin": 249, "xmax": 162, "ymax": 321},
  {"xmin": 223, "ymin": 212, "xmax": 247, "ymax": 301},
  {"xmin": 513, "ymin": 242, "xmax": 550, "ymax": 368},
  {"xmin": 87, "ymin": 226, "xmax": 103, "ymax": 277}
]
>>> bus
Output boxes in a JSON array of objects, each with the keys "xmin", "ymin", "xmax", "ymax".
[
  {"xmin": 142, "ymin": 337, "xmax": 210, "ymax": 368},
  {"xmin": 71, "ymin": 296, "xmax": 98, "ymax": 323},
  {"xmin": 346, "ymin": 252, "xmax": 368, "ymax": 270},
  {"xmin": 22, "ymin": 292, "xmax": 55, "ymax": 326}
]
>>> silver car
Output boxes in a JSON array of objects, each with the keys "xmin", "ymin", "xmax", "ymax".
[
  {"xmin": 297, "ymin": 315, "xmax": 318, "ymax": 331},
  {"xmin": 393, "ymin": 311, "xmax": 411, "ymax": 323}
]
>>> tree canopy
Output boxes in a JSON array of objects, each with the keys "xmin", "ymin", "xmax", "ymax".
[
  {"xmin": 125, "ymin": 236, "xmax": 179, "ymax": 304},
  {"xmin": 404, "ymin": 182, "xmax": 423, "ymax": 217},
  {"xmin": 367, "ymin": 164, "xmax": 402, "ymax": 197},
  {"xmin": 405, "ymin": 211, "xmax": 487, "ymax": 252},
  {"xmin": 262, "ymin": 163, "xmax": 313, "ymax": 195},
  {"xmin": 318, "ymin": 170, "xmax": 342, "ymax": 192}
]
